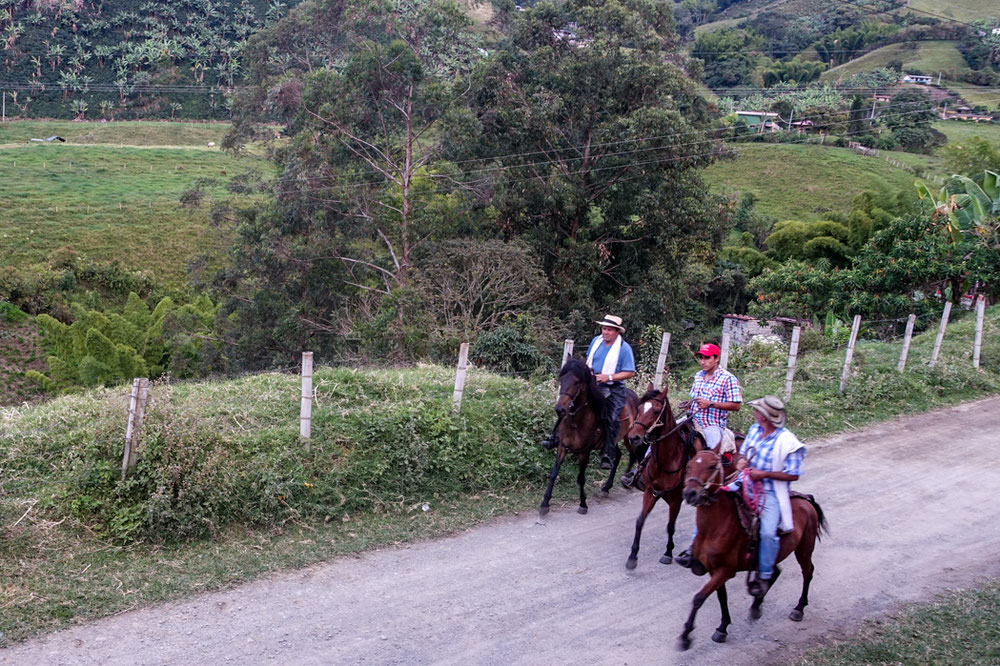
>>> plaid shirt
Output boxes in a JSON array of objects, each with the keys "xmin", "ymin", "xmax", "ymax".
[
  {"xmin": 690, "ymin": 369, "xmax": 743, "ymax": 429},
  {"xmin": 740, "ymin": 424, "xmax": 805, "ymax": 494}
]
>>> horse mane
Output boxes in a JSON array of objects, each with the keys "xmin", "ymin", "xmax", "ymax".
[
  {"xmin": 639, "ymin": 387, "xmax": 661, "ymax": 402},
  {"xmin": 559, "ymin": 358, "xmax": 606, "ymax": 414}
]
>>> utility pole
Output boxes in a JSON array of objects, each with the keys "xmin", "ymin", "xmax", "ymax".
[
  {"xmin": 2, "ymin": 91, "xmax": 5, "ymax": 122},
  {"xmin": 870, "ymin": 95, "xmax": 877, "ymax": 123}
]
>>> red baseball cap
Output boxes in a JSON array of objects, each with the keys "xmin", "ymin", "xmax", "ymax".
[{"xmin": 695, "ymin": 343, "xmax": 721, "ymax": 358}]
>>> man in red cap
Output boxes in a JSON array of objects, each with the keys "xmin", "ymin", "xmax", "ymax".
[{"xmin": 674, "ymin": 341, "xmax": 743, "ymax": 571}]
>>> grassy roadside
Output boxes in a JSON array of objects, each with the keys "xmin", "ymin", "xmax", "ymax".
[
  {"xmin": 797, "ymin": 581, "xmax": 1000, "ymax": 665},
  {"xmin": 0, "ymin": 306, "xmax": 998, "ymax": 646}
]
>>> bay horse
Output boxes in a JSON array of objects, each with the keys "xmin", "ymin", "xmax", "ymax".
[
  {"xmin": 624, "ymin": 384, "xmax": 702, "ymax": 570},
  {"xmin": 539, "ymin": 359, "xmax": 639, "ymax": 517},
  {"xmin": 677, "ymin": 446, "xmax": 828, "ymax": 650}
]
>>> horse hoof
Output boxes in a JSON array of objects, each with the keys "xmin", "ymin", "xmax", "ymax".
[
  {"xmin": 677, "ymin": 637, "xmax": 691, "ymax": 652},
  {"xmin": 577, "ymin": 506, "xmax": 588, "ymax": 515},
  {"xmin": 789, "ymin": 609, "xmax": 804, "ymax": 622},
  {"xmin": 750, "ymin": 606, "xmax": 762, "ymax": 620},
  {"xmin": 712, "ymin": 630, "xmax": 727, "ymax": 644},
  {"xmin": 539, "ymin": 506, "xmax": 549, "ymax": 517},
  {"xmin": 626, "ymin": 558, "xmax": 637, "ymax": 570},
  {"xmin": 659, "ymin": 555, "xmax": 673, "ymax": 565}
]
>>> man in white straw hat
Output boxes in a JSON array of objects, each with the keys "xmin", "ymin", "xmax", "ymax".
[
  {"xmin": 736, "ymin": 395, "xmax": 806, "ymax": 598},
  {"xmin": 587, "ymin": 315, "xmax": 636, "ymax": 469}
]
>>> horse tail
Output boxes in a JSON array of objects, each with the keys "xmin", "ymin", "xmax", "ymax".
[{"xmin": 806, "ymin": 496, "xmax": 829, "ymax": 540}]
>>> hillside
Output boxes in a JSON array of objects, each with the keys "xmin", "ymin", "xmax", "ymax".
[
  {"xmin": 702, "ymin": 142, "xmax": 936, "ymax": 221},
  {"xmin": 0, "ymin": 120, "xmax": 271, "ymax": 284},
  {"xmin": 819, "ymin": 40, "xmax": 968, "ymax": 84},
  {"xmin": 0, "ymin": 0, "xmax": 305, "ymax": 120}
]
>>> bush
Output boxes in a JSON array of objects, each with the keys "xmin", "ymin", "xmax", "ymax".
[
  {"xmin": 0, "ymin": 301, "xmax": 28, "ymax": 325},
  {"xmin": 727, "ymin": 336, "xmax": 788, "ymax": 370},
  {"xmin": 6, "ymin": 367, "xmax": 554, "ymax": 542},
  {"xmin": 470, "ymin": 320, "xmax": 552, "ymax": 377}
]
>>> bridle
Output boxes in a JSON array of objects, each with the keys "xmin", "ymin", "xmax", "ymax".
[
  {"xmin": 684, "ymin": 449, "xmax": 726, "ymax": 504},
  {"xmin": 634, "ymin": 395, "xmax": 694, "ymax": 496},
  {"xmin": 557, "ymin": 380, "xmax": 586, "ymax": 417}
]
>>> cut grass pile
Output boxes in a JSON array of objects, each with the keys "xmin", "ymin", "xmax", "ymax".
[{"xmin": 0, "ymin": 305, "xmax": 998, "ymax": 646}]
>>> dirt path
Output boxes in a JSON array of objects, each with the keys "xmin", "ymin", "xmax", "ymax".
[{"xmin": 5, "ymin": 398, "xmax": 1000, "ymax": 665}]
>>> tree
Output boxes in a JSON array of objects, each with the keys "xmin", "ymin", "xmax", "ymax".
[
  {"xmin": 215, "ymin": 0, "xmax": 480, "ymax": 365},
  {"xmin": 456, "ymin": 0, "xmax": 728, "ymax": 333},
  {"xmin": 692, "ymin": 28, "xmax": 763, "ymax": 88},
  {"xmin": 940, "ymin": 137, "xmax": 1000, "ymax": 177},
  {"xmin": 882, "ymin": 88, "xmax": 945, "ymax": 153}
]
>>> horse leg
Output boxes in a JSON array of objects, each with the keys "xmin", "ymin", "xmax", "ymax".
[
  {"xmin": 600, "ymin": 444, "xmax": 622, "ymax": 493},
  {"xmin": 660, "ymin": 492, "xmax": 682, "ymax": 565},
  {"xmin": 626, "ymin": 490, "xmax": 657, "ymax": 570},
  {"xmin": 749, "ymin": 565, "xmax": 782, "ymax": 620},
  {"xmin": 576, "ymin": 453, "xmax": 589, "ymax": 514},
  {"xmin": 712, "ymin": 583, "xmax": 732, "ymax": 643},
  {"xmin": 539, "ymin": 447, "xmax": 566, "ymax": 517},
  {"xmin": 679, "ymin": 569, "xmax": 730, "ymax": 651},
  {"xmin": 790, "ymin": 537, "xmax": 816, "ymax": 621}
]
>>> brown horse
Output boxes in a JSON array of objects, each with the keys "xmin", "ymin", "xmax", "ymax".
[
  {"xmin": 624, "ymin": 384, "xmax": 702, "ymax": 569},
  {"xmin": 677, "ymin": 446, "xmax": 828, "ymax": 650},
  {"xmin": 539, "ymin": 359, "xmax": 639, "ymax": 517}
]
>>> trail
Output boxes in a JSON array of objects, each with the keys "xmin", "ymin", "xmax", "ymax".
[{"xmin": 4, "ymin": 398, "xmax": 1000, "ymax": 665}]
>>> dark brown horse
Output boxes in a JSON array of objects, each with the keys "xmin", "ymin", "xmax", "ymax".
[
  {"xmin": 677, "ymin": 447, "xmax": 828, "ymax": 650},
  {"xmin": 539, "ymin": 359, "xmax": 639, "ymax": 517},
  {"xmin": 624, "ymin": 384, "xmax": 701, "ymax": 569}
]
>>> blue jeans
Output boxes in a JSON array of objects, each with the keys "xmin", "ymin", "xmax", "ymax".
[{"xmin": 758, "ymin": 488, "xmax": 780, "ymax": 580}]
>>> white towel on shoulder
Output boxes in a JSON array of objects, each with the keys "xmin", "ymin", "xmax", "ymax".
[{"xmin": 587, "ymin": 335, "xmax": 622, "ymax": 380}]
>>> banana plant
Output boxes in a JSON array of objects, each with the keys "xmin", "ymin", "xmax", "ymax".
[{"xmin": 916, "ymin": 170, "xmax": 1000, "ymax": 246}]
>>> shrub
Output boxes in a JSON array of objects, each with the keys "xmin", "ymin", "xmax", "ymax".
[
  {"xmin": 471, "ymin": 320, "xmax": 552, "ymax": 377},
  {"xmin": 727, "ymin": 336, "xmax": 788, "ymax": 370}
]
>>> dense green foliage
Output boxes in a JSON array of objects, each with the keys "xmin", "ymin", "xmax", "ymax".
[
  {"xmin": 0, "ymin": 0, "xmax": 304, "ymax": 120},
  {"xmin": 218, "ymin": 0, "xmax": 733, "ymax": 368}
]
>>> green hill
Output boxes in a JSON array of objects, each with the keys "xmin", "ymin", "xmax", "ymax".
[
  {"xmin": 820, "ymin": 41, "xmax": 967, "ymax": 84},
  {"xmin": 703, "ymin": 142, "xmax": 937, "ymax": 221},
  {"xmin": 0, "ymin": 121, "xmax": 270, "ymax": 285}
]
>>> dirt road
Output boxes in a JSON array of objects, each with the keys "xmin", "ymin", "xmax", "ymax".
[{"xmin": 5, "ymin": 398, "xmax": 1000, "ymax": 665}]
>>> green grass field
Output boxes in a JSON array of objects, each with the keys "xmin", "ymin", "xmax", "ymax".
[
  {"xmin": 703, "ymin": 142, "xmax": 933, "ymax": 221},
  {"xmin": 0, "ymin": 122, "xmax": 272, "ymax": 285},
  {"xmin": 0, "ymin": 120, "xmax": 231, "ymax": 147},
  {"xmin": 820, "ymin": 41, "xmax": 967, "ymax": 83},
  {"xmin": 906, "ymin": 0, "xmax": 999, "ymax": 24}
]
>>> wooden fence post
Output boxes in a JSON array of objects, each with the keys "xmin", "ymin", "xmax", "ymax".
[
  {"xmin": 897, "ymin": 314, "xmax": 916, "ymax": 372},
  {"xmin": 929, "ymin": 301, "xmax": 952, "ymax": 368},
  {"xmin": 556, "ymin": 339, "xmax": 574, "ymax": 398},
  {"xmin": 839, "ymin": 315, "xmax": 862, "ymax": 394},
  {"xmin": 973, "ymin": 295, "xmax": 986, "ymax": 369},
  {"xmin": 719, "ymin": 332, "xmax": 732, "ymax": 372},
  {"xmin": 121, "ymin": 378, "xmax": 150, "ymax": 479},
  {"xmin": 561, "ymin": 339, "xmax": 574, "ymax": 368},
  {"xmin": 653, "ymin": 332, "xmax": 671, "ymax": 390},
  {"xmin": 300, "ymin": 351, "xmax": 313, "ymax": 443},
  {"xmin": 452, "ymin": 342, "xmax": 470, "ymax": 412},
  {"xmin": 784, "ymin": 326, "xmax": 801, "ymax": 401}
]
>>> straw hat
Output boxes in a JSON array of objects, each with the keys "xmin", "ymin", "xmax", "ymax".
[
  {"xmin": 594, "ymin": 314, "xmax": 625, "ymax": 332},
  {"xmin": 748, "ymin": 395, "xmax": 787, "ymax": 428}
]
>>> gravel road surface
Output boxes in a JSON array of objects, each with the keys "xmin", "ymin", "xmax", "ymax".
[{"xmin": 4, "ymin": 397, "xmax": 1000, "ymax": 665}]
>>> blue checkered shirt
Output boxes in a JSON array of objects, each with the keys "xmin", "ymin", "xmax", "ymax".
[{"xmin": 740, "ymin": 424, "xmax": 805, "ymax": 494}]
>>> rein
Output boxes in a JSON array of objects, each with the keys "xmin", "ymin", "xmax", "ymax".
[{"xmin": 642, "ymin": 399, "xmax": 692, "ymax": 496}]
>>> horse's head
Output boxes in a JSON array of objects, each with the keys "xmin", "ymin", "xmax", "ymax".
[
  {"xmin": 627, "ymin": 383, "xmax": 669, "ymax": 451},
  {"xmin": 555, "ymin": 359, "xmax": 599, "ymax": 418},
  {"xmin": 683, "ymin": 447, "xmax": 725, "ymax": 507}
]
